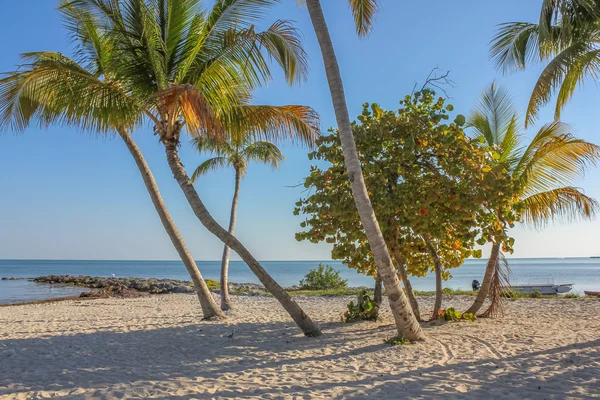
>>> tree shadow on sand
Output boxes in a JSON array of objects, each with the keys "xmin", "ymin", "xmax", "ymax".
[{"xmin": 1, "ymin": 321, "xmax": 598, "ymax": 399}]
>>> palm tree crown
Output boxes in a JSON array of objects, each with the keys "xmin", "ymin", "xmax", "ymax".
[
  {"xmin": 491, "ymin": 0, "xmax": 600, "ymax": 126},
  {"xmin": 191, "ymin": 136, "xmax": 283, "ymax": 181},
  {"xmin": 468, "ymin": 83, "xmax": 600, "ymax": 228}
]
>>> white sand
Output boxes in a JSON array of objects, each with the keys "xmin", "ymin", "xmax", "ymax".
[{"xmin": 0, "ymin": 294, "xmax": 598, "ymax": 399}]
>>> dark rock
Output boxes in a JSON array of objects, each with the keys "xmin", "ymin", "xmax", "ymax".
[{"xmin": 1, "ymin": 277, "xmax": 25, "ymax": 280}]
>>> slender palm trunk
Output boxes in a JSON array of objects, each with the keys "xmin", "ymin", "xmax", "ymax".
[
  {"xmin": 373, "ymin": 272, "xmax": 382, "ymax": 306},
  {"xmin": 219, "ymin": 168, "xmax": 241, "ymax": 311},
  {"xmin": 163, "ymin": 139, "xmax": 321, "ymax": 336},
  {"xmin": 423, "ymin": 235, "xmax": 443, "ymax": 320},
  {"xmin": 118, "ymin": 130, "xmax": 224, "ymax": 320},
  {"xmin": 391, "ymin": 249, "xmax": 421, "ymax": 321},
  {"xmin": 305, "ymin": 0, "xmax": 424, "ymax": 341},
  {"xmin": 465, "ymin": 242, "xmax": 501, "ymax": 315}
]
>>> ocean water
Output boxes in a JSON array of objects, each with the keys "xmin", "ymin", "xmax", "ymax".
[{"xmin": 1, "ymin": 258, "xmax": 599, "ymax": 304}]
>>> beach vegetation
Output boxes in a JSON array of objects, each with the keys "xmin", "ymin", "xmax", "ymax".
[
  {"xmin": 342, "ymin": 290, "xmax": 379, "ymax": 322},
  {"xmin": 300, "ymin": 264, "xmax": 348, "ymax": 291},
  {"xmin": 383, "ymin": 336, "xmax": 412, "ymax": 346},
  {"xmin": 296, "ymin": 91, "xmax": 516, "ymax": 321}
]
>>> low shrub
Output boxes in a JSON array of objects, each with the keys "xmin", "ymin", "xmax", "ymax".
[
  {"xmin": 384, "ymin": 336, "xmax": 411, "ymax": 346},
  {"xmin": 439, "ymin": 307, "xmax": 476, "ymax": 322},
  {"xmin": 564, "ymin": 293, "xmax": 580, "ymax": 299},
  {"xmin": 343, "ymin": 290, "xmax": 379, "ymax": 322},
  {"xmin": 299, "ymin": 264, "xmax": 348, "ymax": 290},
  {"xmin": 529, "ymin": 290, "xmax": 543, "ymax": 298}
]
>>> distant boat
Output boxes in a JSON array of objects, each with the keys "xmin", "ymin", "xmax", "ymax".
[
  {"xmin": 584, "ymin": 291, "xmax": 600, "ymax": 297},
  {"xmin": 509, "ymin": 283, "xmax": 573, "ymax": 295}
]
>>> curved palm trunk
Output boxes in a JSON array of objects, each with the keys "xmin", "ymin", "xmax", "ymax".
[
  {"xmin": 219, "ymin": 168, "xmax": 241, "ymax": 311},
  {"xmin": 465, "ymin": 242, "xmax": 501, "ymax": 315},
  {"xmin": 163, "ymin": 140, "xmax": 321, "ymax": 336},
  {"xmin": 306, "ymin": 0, "xmax": 424, "ymax": 341},
  {"xmin": 118, "ymin": 130, "xmax": 224, "ymax": 320},
  {"xmin": 391, "ymin": 249, "xmax": 421, "ymax": 321},
  {"xmin": 423, "ymin": 235, "xmax": 443, "ymax": 320}
]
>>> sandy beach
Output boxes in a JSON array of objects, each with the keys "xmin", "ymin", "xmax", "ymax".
[{"xmin": 1, "ymin": 294, "xmax": 598, "ymax": 399}]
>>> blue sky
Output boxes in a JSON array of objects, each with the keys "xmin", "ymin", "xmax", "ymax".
[{"xmin": 0, "ymin": 1, "xmax": 599, "ymax": 260}]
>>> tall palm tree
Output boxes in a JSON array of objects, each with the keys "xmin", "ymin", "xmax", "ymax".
[
  {"xmin": 191, "ymin": 135, "xmax": 283, "ymax": 311},
  {"xmin": 0, "ymin": 5, "xmax": 224, "ymax": 319},
  {"xmin": 302, "ymin": 0, "xmax": 425, "ymax": 340},
  {"xmin": 491, "ymin": 0, "xmax": 600, "ymax": 127},
  {"xmin": 60, "ymin": 0, "xmax": 322, "ymax": 336},
  {"xmin": 465, "ymin": 83, "xmax": 600, "ymax": 315}
]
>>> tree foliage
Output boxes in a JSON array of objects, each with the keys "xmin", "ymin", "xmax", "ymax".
[{"xmin": 294, "ymin": 91, "xmax": 519, "ymax": 281}]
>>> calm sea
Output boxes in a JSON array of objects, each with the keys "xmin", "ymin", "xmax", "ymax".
[{"xmin": 1, "ymin": 258, "xmax": 599, "ymax": 304}]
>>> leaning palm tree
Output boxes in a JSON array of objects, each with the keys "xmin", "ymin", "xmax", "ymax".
[
  {"xmin": 0, "ymin": 5, "xmax": 225, "ymax": 319},
  {"xmin": 191, "ymin": 135, "xmax": 283, "ymax": 311},
  {"xmin": 465, "ymin": 83, "xmax": 600, "ymax": 315},
  {"xmin": 61, "ymin": 0, "xmax": 322, "ymax": 336},
  {"xmin": 491, "ymin": 0, "xmax": 600, "ymax": 127},
  {"xmin": 302, "ymin": 0, "xmax": 424, "ymax": 340}
]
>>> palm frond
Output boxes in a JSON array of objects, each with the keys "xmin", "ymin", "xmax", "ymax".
[
  {"xmin": 467, "ymin": 83, "xmax": 523, "ymax": 161},
  {"xmin": 0, "ymin": 52, "xmax": 140, "ymax": 133},
  {"xmin": 525, "ymin": 41, "xmax": 595, "ymax": 127},
  {"xmin": 190, "ymin": 156, "xmax": 231, "ymax": 182},
  {"xmin": 491, "ymin": 22, "xmax": 544, "ymax": 73},
  {"xmin": 240, "ymin": 140, "xmax": 284, "ymax": 169},
  {"xmin": 554, "ymin": 48, "xmax": 600, "ymax": 121},
  {"xmin": 516, "ymin": 122, "xmax": 600, "ymax": 193},
  {"xmin": 224, "ymin": 104, "xmax": 320, "ymax": 146},
  {"xmin": 191, "ymin": 135, "xmax": 234, "ymax": 155},
  {"xmin": 522, "ymin": 186, "xmax": 599, "ymax": 228},
  {"xmin": 348, "ymin": 0, "xmax": 379, "ymax": 37}
]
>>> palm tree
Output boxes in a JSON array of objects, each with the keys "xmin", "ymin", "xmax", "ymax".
[
  {"xmin": 0, "ymin": 6, "xmax": 224, "ymax": 319},
  {"xmin": 491, "ymin": 0, "xmax": 600, "ymax": 127},
  {"xmin": 61, "ymin": 0, "xmax": 322, "ymax": 336},
  {"xmin": 465, "ymin": 83, "xmax": 600, "ymax": 315},
  {"xmin": 191, "ymin": 135, "xmax": 284, "ymax": 311},
  {"xmin": 302, "ymin": 0, "xmax": 425, "ymax": 340}
]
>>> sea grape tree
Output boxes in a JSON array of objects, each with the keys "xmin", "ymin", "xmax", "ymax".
[{"xmin": 295, "ymin": 91, "xmax": 519, "ymax": 319}]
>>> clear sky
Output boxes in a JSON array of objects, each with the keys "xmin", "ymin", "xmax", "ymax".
[{"xmin": 0, "ymin": 1, "xmax": 599, "ymax": 260}]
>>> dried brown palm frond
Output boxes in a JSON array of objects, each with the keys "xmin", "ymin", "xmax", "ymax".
[{"xmin": 481, "ymin": 251, "xmax": 511, "ymax": 318}]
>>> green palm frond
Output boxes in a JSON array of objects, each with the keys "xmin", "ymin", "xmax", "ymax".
[
  {"xmin": 522, "ymin": 186, "xmax": 599, "ymax": 228},
  {"xmin": 191, "ymin": 135, "xmax": 234, "ymax": 156},
  {"xmin": 491, "ymin": 22, "xmax": 545, "ymax": 72},
  {"xmin": 525, "ymin": 41, "xmax": 594, "ymax": 127},
  {"xmin": 348, "ymin": 0, "xmax": 379, "ymax": 36},
  {"xmin": 0, "ymin": 52, "xmax": 140, "ymax": 133},
  {"xmin": 240, "ymin": 140, "xmax": 284, "ymax": 169},
  {"xmin": 467, "ymin": 83, "xmax": 523, "ymax": 162},
  {"xmin": 190, "ymin": 156, "xmax": 231, "ymax": 181},
  {"xmin": 554, "ymin": 48, "xmax": 600, "ymax": 121},
  {"xmin": 516, "ymin": 123, "xmax": 600, "ymax": 195}
]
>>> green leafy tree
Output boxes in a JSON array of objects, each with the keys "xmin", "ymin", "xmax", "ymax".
[
  {"xmin": 301, "ymin": 0, "xmax": 425, "ymax": 340},
  {"xmin": 191, "ymin": 135, "xmax": 283, "ymax": 311},
  {"xmin": 491, "ymin": 0, "xmax": 600, "ymax": 126},
  {"xmin": 465, "ymin": 83, "xmax": 600, "ymax": 316},
  {"xmin": 295, "ymin": 91, "xmax": 516, "ymax": 320},
  {"xmin": 0, "ymin": 0, "xmax": 322, "ymax": 336}
]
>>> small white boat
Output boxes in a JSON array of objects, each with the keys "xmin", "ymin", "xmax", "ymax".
[{"xmin": 509, "ymin": 283, "xmax": 573, "ymax": 295}]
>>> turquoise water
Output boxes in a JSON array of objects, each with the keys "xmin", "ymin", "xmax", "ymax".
[{"xmin": 1, "ymin": 258, "xmax": 599, "ymax": 304}]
